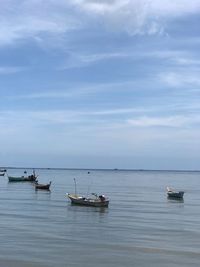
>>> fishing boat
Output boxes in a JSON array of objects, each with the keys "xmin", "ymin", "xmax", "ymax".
[
  {"xmin": 8, "ymin": 170, "xmax": 37, "ymax": 182},
  {"xmin": 0, "ymin": 173, "xmax": 5, "ymax": 176},
  {"xmin": 167, "ymin": 187, "xmax": 184, "ymax": 199},
  {"xmin": 67, "ymin": 178, "xmax": 109, "ymax": 207},
  {"xmin": 8, "ymin": 176, "xmax": 36, "ymax": 182},
  {"xmin": 67, "ymin": 193, "xmax": 109, "ymax": 207},
  {"xmin": 35, "ymin": 181, "xmax": 51, "ymax": 190}
]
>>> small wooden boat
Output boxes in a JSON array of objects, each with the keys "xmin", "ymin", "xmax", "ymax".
[
  {"xmin": 67, "ymin": 193, "xmax": 109, "ymax": 207},
  {"xmin": 35, "ymin": 181, "xmax": 51, "ymax": 190},
  {"xmin": 167, "ymin": 187, "xmax": 184, "ymax": 199}
]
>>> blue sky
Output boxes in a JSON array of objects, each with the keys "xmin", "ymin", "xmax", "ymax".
[{"xmin": 0, "ymin": 0, "xmax": 200, "ymax": 170}]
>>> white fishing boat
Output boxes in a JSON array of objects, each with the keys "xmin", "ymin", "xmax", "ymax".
[
  {"xmin": 167, "ymin": 187, "xmax": 184, "ymax": 199},
  {"xmin": 67, "ymin": 178, "xmax": 109, "ymax": 207},
  {"xmin": 67, "ymin": 193, "xmax": 109, "ymax": 207}
]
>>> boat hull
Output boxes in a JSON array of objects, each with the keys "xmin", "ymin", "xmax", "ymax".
[
  {"xmin": 8, "ymin": 176, "xmax": 37, "ymax": 182},
  {"xmin": 67, "ymin": 194, "xmax": 109, "ymax": 207},
  {"xmin": 35, "ymin": 183, "xmax": 51, "ymax": 190},
  {"xmin": 167, "ymin": 191, "xmax": 184, "ymax": 199}
]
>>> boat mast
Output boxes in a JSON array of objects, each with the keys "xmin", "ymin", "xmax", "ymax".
[{"xmin": 74, "ymin": 178, "xmax": 77, "ymax": 196}]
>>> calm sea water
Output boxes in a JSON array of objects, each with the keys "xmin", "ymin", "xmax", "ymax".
[{"xmin": 0, "ymin": 169, "xmax": 200, "ymax": 267}]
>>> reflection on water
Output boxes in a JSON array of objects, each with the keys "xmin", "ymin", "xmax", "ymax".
[
  {"xmin": 68, "ymin": 203, "xmax": 108, "ymax": 214},
  {"xmin": 0, "ymin": 169, "xmax": 200, "ymax": 267},
  {"xmin": 167, "ymin": 196, "xmax": 184, "ymax": 203}
]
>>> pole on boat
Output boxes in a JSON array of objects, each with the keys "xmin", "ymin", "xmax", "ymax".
[{"xmin": 74, "ymin": 178, "xmax": 77, "ymax": 196}]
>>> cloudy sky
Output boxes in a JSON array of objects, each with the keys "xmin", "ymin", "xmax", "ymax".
[{"xmin": 0, "ymin": 0, "xmax": 200, "ymax": 170}]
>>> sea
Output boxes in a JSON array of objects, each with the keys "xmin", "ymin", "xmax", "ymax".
[{"xmin": 0, "ymin": 168, "xmax": 200, "ymax": 267}]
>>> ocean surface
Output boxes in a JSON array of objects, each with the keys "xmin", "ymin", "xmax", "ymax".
[{"xmin": 0, "ymin": 168, "xmax": 200, "ymax": 267}]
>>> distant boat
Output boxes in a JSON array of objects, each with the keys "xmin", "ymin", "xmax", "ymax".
[
  {"xmin": 35, "ymin": 181, "xmax": 51, "ymax": 191},
  {"xmin": 0, "ymin": 173, "xmax": 5, "ymax": 176},
  {"xmin": 167, "ymin": 187, "xmax": 184, "ymax": 199},
  {"xmin": 67, "ymin": 193, "xmax": 109, "ymax": 207},
  {"xmin": 0, "ymin": 169, "xmax": 6, "ymax": 172}
]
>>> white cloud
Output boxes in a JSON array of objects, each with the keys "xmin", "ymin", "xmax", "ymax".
[
  {"xmin": 62, "ymin": 49, "xmax": 200, "ymax": 69},
  {"xmin": 72, "ymin": 0, "xmax": 163, "ymax": 35},
  {"xmin": 159, "ymin": 71, "xmax": 200, "ymax": 87},
  {"xmin": 1, "ymin": 109, "xmax": 200, "ymax": 130},
  {"xmin": 127, "ymin": 115, "xmax": 200, "ymax": 128},
  {"xmin": 70, "ymin": 0, "xmax": 200, "ymax": 35},
  {"xmin": 10, "ymin": 80, "xmax": 140, "ymax": 100},
  {"xmin": 72, "ymin": 0, "xmax": 200, "ymax": 17},
  {"xmin": 0, "ymin": 66, "xmax": 25, "ymax": 74},
  {"xmin": 90, "ymin": 108, "xmax": 146, "ymax": 115},
  {"xmin": 173, "ymin": 58, "xmax": 200, "ymax": 66},
  {"xmin": 149, "ymin": 50, "xmax": 200, "ymax": 67},
  {"xmin": 149, "ymin": 0, "xmax": 200, "ymax": 16},
  {"xmin": 79, "ymin": 52, "xmax": 127, "ymax": 64},
  {"xmin": 11, "ymin": 87, "xmax": 98, "ymax": 100},
  {"xmin": 0, "ymin": 1, "xmax": 80, "ymax": 46},
  {"xmin": 14, "ymin": 91, "xmax": 78, "ymax": 100},
  {"xmin": 73, "ymin": 50, "xmax": 200, "ymax": 70},
  {"xmin": 0, "ymin": 0, "xmax": 200, "ymax": 46},
  {"xmin": 0, "ymin": 108, "xmax": 142, "ymax": 126},
  {"xmin": 59, "ymin": 52, "xmax": 129, "ymax": 69}
]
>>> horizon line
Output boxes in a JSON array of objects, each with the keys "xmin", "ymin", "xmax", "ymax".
[{"xmin": 1, "ymin": 166, "xmax": 200, "ymax": 172}]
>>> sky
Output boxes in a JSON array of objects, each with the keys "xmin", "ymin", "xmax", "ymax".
[{"xmin": 0, "ymin": 0, "xmax": 200, "ymax": 170}]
